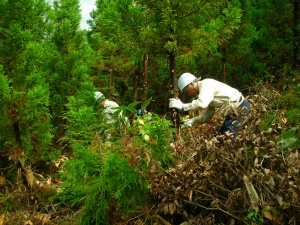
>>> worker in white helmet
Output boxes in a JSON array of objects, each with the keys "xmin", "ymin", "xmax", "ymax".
[
  {"xmin": 94, "ymin": 91, "xmax": 130, "ymax": 139},
  {"xmin": 94, "ymin": 91, "xmax": 120, "ymax": 124},
  {"xmin": 169, "ymin": 73, "xmax": 250, "ymax": 135}
]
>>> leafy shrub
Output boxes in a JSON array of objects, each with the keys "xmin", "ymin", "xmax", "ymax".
[
  {"xmin": 274, "ymin": 85, "xmax": 300, "ymax": 128},
  {"xmin": 135, "ymin": 113, "xmax": 175, "ymax": 169},
  {"xmin": 58, "ymin": 100, "xmax": 175, "ymax": 224},
  {"xmin": 284, "ymin": 109, "xmax": 300, "ymax": 127}
]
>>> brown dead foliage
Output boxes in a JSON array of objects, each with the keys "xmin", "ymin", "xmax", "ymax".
[{"xmin": 148, "ymin": 85, "xmax": 300, "ymax": 224}]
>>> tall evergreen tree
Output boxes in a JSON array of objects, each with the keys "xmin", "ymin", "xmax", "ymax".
[
  {"xmin": 89, "ymin": 0, "xmax": 243, "ymax": 114},
  {"xmin": 0, "ymin": 0, "xmax": 55, "ymax": 170},
  {"xmin": 49, "ymin": 0, "xmax": 95, "ymax": 139},
  {"xmin": 88, "ymin": 0, "xmax": 148, "ymax": 104},
  {"xmin": 216, "ymin": 0, "xmax": 295, "ymax": 86},
  {"xmin": 134, "ymin": 0, "xmax": 242, "ymax": 93}
]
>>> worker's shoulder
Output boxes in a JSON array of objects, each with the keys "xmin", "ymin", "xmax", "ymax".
[
  {"xmin": 201, "ymin": 78, "xmax": 220, "ymax": 84},
  {"xmin": 105, "ymin": 100, "xmax": 119, "ymax": 107},
  {"xmin": 200, "ymin": 78, "xmax": 231, "ymax": 90}
]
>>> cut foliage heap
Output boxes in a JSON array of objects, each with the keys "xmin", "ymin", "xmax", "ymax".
[{"xmin": 149, "ymin": 85, "xmax": 300, "ymax": 224}]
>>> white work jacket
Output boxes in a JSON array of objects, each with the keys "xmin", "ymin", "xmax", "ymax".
[
  {"xmin": 182, "ymin": 79, "xmax": 244, "ymax": 124},
  {"xmin": 102, "ymin": 100, "xmax": 130, "ymax": 126},
  {"xmin": 102, "ymin": 100, "xmax": 119, "ymax": 124}
]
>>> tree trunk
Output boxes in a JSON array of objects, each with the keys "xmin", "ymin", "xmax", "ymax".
[
  {"xmin": 293, "ymin": 0, "xmax": 300, "ymax": 69},
  {"xmin": 170, "ymin": 52, "xmax": 178, "ymax": 98},
  {"xmin": 221, "ymin": 44, "xmax": 227, "ymax": 83},
  {"xmin": 142, "ymin": 53, "xmax": 148, "ymax": 103},
  {"xmin": 133, "ymin": 70, "xmax": 139, "ymax": 102},
  {"xmin": 108, "ymin": 69, "xmax": 112, "ymax": 98},
  {"xmin": 169, "ymin": 51, "xmax": 180, "ymax": 129}
]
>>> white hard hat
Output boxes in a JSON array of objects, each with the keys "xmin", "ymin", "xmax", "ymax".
[
  {"xmin": 94, "ymin": 91, "xmax": 105, "ymax": 101},
  {"xmin": 178, "ymin": 73, "xmax": 201, "ymax": 91}
]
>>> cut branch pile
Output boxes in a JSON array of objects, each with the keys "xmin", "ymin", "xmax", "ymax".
[{"xmin": 149, "ymin": 86, "xmax": 300, "ymax": 224}]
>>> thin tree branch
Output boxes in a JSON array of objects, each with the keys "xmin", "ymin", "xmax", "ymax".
[
  {"xmin": 183, "ymin": 199, "xmax": 247, "ymax": 224},
  {"xmin": 179, "ymin": 0, "xmax": 209, "ymax": 20},
  {"xmin": 148, "ymin": 0, "xmax": 163, "ymax": 12}
]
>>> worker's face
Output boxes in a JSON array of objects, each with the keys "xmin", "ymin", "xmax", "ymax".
[
  {"xmin": 100, "ymin": 99, "xmax": 107, "ymax": 106},
  {"xmin": 183, "ymin": 83, "xmax": 198, "ymax": 96}
]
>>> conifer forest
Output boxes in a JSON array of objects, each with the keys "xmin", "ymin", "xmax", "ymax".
[{"xmin": 1, "ymin": 0, "xmax": 300, "ymax": 224}]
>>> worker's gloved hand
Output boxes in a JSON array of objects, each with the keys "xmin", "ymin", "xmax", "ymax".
[
  {"xmin": 220, "ymin": 104, "xmax": 233, "ymax": 117},
  {"xmin": 169, "ymin": 98, "xmax": 183, "ymax": 110},
  {"xmin": 182, "ymin": 118, "xmax": 194, "ymax": 127}
]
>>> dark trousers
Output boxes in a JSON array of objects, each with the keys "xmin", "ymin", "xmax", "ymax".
[{"xmin": 219, "ymin": 99, "xmax": 251, "ymax": 135}]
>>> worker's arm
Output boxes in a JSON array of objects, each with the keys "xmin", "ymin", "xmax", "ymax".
[
  {"xmin": 182, "ymin": 81, "xmax": 215, "ymax": 111},
  {"xmin": 183, "ymin": 107, "xmax": 215, "ymax": 127},
  {"xmin": 192, "ymin": 107, "xmax": 215, "ymax": 124}
]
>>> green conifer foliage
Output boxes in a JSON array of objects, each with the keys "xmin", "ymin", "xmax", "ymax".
[
  {"xmin": 49, "ymin": 0, "xmax": 94, "ymax": 138},
  {"xmin": 58, "ymin": 104, "xmax": 175, "ymax": 223},
  {"xmin": 0, "ymin": 66, "xmax": 12, "ymax": 150},
  {"xmin": 205, "ymin": 0, "xmax": 295, "ymax": 85},
  {"xmin": 88, "ymin": 0, "xmax": 146, "ymax": 102},
  {"xmin": 0, "ymin": 0, "xmax": 56, "ymax": 168},
  {"xmin": 245, "ymin": 0, "xmax": 294, "ymax": 76},
  {"xmin": 80, "ymin": 152, "xmax": 150, "ymax": 225}
]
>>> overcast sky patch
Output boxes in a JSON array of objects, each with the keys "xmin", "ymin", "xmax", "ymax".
[
  {"xmin": 79, "ymin": 0, "xmax": 96, "ymax": 30},
  {"xmin": 46, "ymin": 0, "xmax": 96, "ymax": 30}
]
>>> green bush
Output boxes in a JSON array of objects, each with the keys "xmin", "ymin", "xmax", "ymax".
[
  {"xmin": 284, "ymin": 109, "xmax": 300, "ymax": 127},
  {"xmin": 58, "ymin": 99, "xmax": 175, "ymax": 224}
]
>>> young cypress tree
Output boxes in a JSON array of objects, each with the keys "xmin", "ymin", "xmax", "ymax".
[
  {"xmin": 0, "ymin": 0, "xmax": 56, "ymax": 172},
  {"xmin": 49, "ymin": 0, "xmax": 95, "ymax": 141},
  {"xmin": 88, "ymin": 0, "xmax": 147, "ymax": 103}
]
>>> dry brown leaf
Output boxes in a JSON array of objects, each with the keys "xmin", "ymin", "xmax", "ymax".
[
  {"xmin": 54, "ymin": 161, "xmax": 61, "ymax": 168},
  {"xmin": 269, "ymin": 177, "xmax": 275, "ymax": 186},
  {"xmin": 243, "ymin": 175, "xmax": 259, "ymax": 210},
  {"xmin": 0, "ymin": 176, "xmax": 6, "ymax": 186},
  {"xmin": 264, "ymin": 168, "xmax": 270, "ymax": 175},
  {"xmin": 0, "ymin": 214, "xmax": 4, "ymax": 225},
  {"xmin": 150, "ymin": 164, "xmax": 156, "ymax": 173},
  {"xmin": 17, "ymin": 168, "xmax": 22, "ymax": 184},
  {"xmin": 163, "ymin": 204, "xmax": 169, "ymax": 214},
  {"xmin": 292, "ymin": 190, "xmax": 299, "ymax": 200},
  {"xmin": 261, "ymin": 105, "xmax": 267, "ymax": 112},
  {"xmin": 282, "ymin": 202, "xmax": 291, "ymax": 209},
  {"xmin": 24, "ymin": 220, "xmax": 33, "ymax": 225},
  {"xmin": 8, "ymin": 149, "xmax": 23, "ymax": 162},
  {"xmin": 145, "ymin": 152, "xmax": 151, "ymax": 166},
  {"xmin": 276, "ymin": 195, "xmax": 283, "ymax": 206},
  {"xmin": 154, "ymin": 214, "xmax": 172, "ymax": 225},
  {"xmin": 46, "ymin": 177, "xmax": 52, "ymax": 186},
  {"xmin": 35, "ymin": 213, "xmax": 51, "ymax": 224},
  {"xmin": 210, "ymin": 199, "xmax": 219, "ymax": 208},
  {"xmin": 254, "ymin": 157, "xmax": 259, "ymax": 166},
  {"xmin": 168, "ymin": 203, "xmax": 176, "ymax": 215},
  {"xmin": 263, "ymin": 206, "xmax": 283, "ymax": 224},
  {"xmin": 25, "ymin": 168, "xmax": 34, "ymax": 187},
  {"xmin": 281, "ymin": 118, "xmax": 287, "ymax": 124},
  {"xmin": 189, "ymin": 190, "xmax": 193, "ymax": 201}
]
